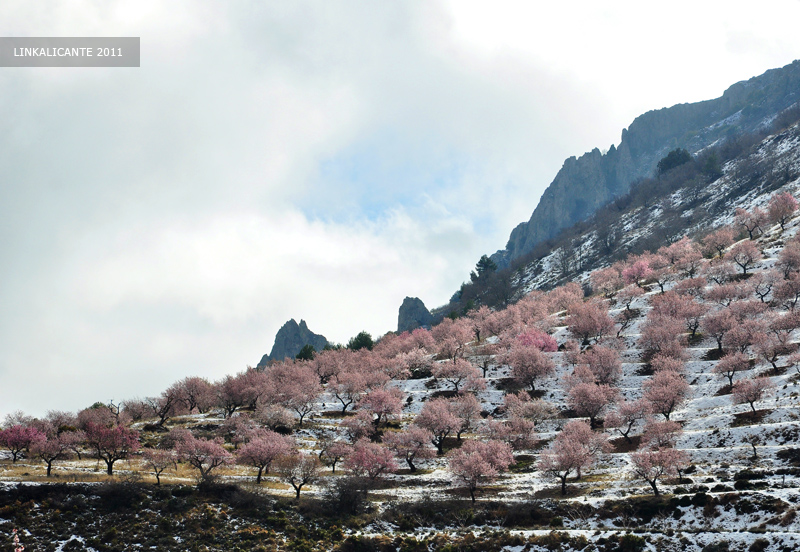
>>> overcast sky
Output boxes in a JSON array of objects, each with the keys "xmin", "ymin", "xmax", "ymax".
[{"xmin": 2, "ymin": 0, "xmax": 800, "ymax": 418}]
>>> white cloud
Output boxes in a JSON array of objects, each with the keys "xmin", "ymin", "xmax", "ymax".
[{"xmin": 2, "ymin": 1, "xmax": 800, "ymax": 417}]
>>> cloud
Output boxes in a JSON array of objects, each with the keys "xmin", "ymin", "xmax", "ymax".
[{"xmin": 2, "ymin": 1, "xmax": 800, "ymax": 416}]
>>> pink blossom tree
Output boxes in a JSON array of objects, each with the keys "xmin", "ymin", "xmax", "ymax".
[
  {"xmin": 344, "ymin": 439, "xmax": 398, "ymax": 482},
  {"xmin": 735, "ymin": 207, "xmax": 767, "ymax": 239},
  {"xmin": 777, "ymin": 241, "xmax": 800, "ymax": 278},
  {"xmin": 143, "ymin": 448, "xmax": 177, "ymax": 485},
  {"xmin": 725, "ymin": 240, "xmax": 762, "ymax": 275},
  {"xmin": 732, "ymin": 376, "xmax": 775, "ymax": 413},
  {"xmin": 774, "ymin": 272, "xmax": 800, "ymax": 311},
  {"xmin": 0, "ymin": 425, "xmax": 44, "ymax": 463},
  {"xmin": 449, "ymin": 393, "xmax": 483, "ymax": 441},
  {"xmin": 84, "ymin": 423, "xmax": 140, "ymax": 475},
  {"xmin": 236, "ymin": 430, "xmax": 295, "ymax": 483},
  {"xmin": 604, "ymin": 399, "xmax": 652, "ymax": 443},
  {"xmin": 341, "ymin": 410, "xmax": 377, "ymax": 442},
  {"xmin": 504, "ymin": 344, "xmax": 555, "ymax": 391},
  {"xmin": 432, "ymin": 358, "xmax": 484, "ymax": 393},
  {"xmin": 641, "ymin": 419, "xmax": 683, "ymax": 449},
  {"xmin": 318, "ymin": 438, "xmax": 351, "ymax": 474},
  {"xmin": 584, "ymin": 346, "xmax": 622, "ymax": 384},
  {"xmin": 274, "ymin": 453, "xmax": 321, "ymax": 499},
  {"xmin": 566, "ymin": 301, "xmax": 615, "ymax": 345},
  {"xmin": 263, "ymin": 361, "xmax": 322, "ymax": 427},
  {"xmin": 414, "ymin": 398, "xmax": 461, "ymax": 454},
  {"xmin": 767, "ymin": 191, "xmax": 798, "ymax": 231},
  {"xmin": 702, "ymin": 227, "xmax": 735, "ymax": 258},
  {"xmin": 383, "ymin": 426, "xmax": 436, "ymax": 472},
  {"xmin": 432, "ymin": 318, "xmax": 473, "ymax": 361},
  {"xmin": 703, "ymin": 308, "xmax": 737, "ymax": 352},
  {"xmin": 643, "ymin": 371, "xmax": 691, "ymax": 420},
  {"xmin": 622, "ymin": 259, "xmax": 653, "ymax": 287},
  {"xmin": 175, "ymin": 434, "xmax": 233, "ymax": 481},
  {"xmin": 630, "ymin": 447, "xmax": 688, "ymax": 496},
  {"xmin": 516, "ymin": 328, "xmax": 558, "ymax": 352},
  {"xmin": 447, "ymin": 439, "xmax": 514, "ymax": 503},
  {"xmin": 537, "ymin": 421, "xmax": 605, "ymax": 495},
  {"xmin": 359, "ymin": 387, "xmax": 404, "ymax": 429},
  {"xmin": 638, "ymin": 314, "xmax": 686, "ymax": 360},
  {"xmin": 591, "ymin": 266, "xmax": 624, "ymax": 297},
  {"xmin": 567, "ymin": 383, "xmax": 619, "ymax": 428},
  {"xmin": 484, "ymin": 415, "xmax": 538, "ymax": 451},
  {"xmin": 503, "ymin": 391, "xmax": 557, "ymax": 423},
  {"xmin": 30, "ymin": 432, "xmax": 72, "ymax": 477}
]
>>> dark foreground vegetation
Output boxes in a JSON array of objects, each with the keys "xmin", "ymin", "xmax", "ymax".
[{"xmin": 2, "ymin": 479, "xmax": 799, "ymax": 552}]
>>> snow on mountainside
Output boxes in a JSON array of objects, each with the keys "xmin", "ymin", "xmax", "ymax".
[{"xmin": 515, "ymin": 119, "xmax": 800, "ymax": 295}]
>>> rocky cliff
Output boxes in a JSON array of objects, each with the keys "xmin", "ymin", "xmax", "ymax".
[
  {"xmin": 257, "ymin": 319, "xmax": 328, "ymax": 366},
  {"xmin": 492, "ymin": 59, "xmax": 800, "ymax": 267},
  {"xmin": 397, "ymin": 297, "xmax": 433, "ymax": 333}
]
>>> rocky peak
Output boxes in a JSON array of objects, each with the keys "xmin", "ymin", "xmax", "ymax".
[
  {"xmin": 397, "ymin": 297, "xmax": 432, "ymax": 333},
  {"xmin": 257, "ymin": 319, "xmax": 328, "ymax": 366}
]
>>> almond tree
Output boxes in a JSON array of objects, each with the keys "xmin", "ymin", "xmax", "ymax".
[
  {"xmin": 84, "ymin": 423, "xmax": 140, "ymax": 475},
  {"xmin": 767, "ymin": 191, "xmax": 798, "ymax": 231},
  {"xmin": 604, "ymin": 399, "xmax": 652, "ymax": 444},
  {"xmin": 591, "ymin": 266, "xmax": 624, "ymax": 297},
  {"xmin": 774, "ymin": 272, "xmax": 800, "ymax": 310},
  {"xmin": 504, "ymin": 344, "xmax": 555, "ymax": 392},
  {"xmin": 584, "ymin": 346, "xmax": 622, "ymax": 385},
  {"xmin": 538, "ymin": 421, "xmax": 604, "ymax": 495},
  {"xmin": 702, "ymin": 308, "xmax": 737, "ymax": 352},
  {"xmin": 641, "ymin": 419, "xmax": 683, "ymax": 449},
  {"xmin": 275, "ymin": 453, "xmax": 321, "ymax": 499},
  {"xmin": 735, "ymin": 207, "xmax": 766, "ymax": 239},
  {"xmin": 383, "ymin": 426, "xmax": 436, "ymax": 472},
  {"xmin": 516, "ymin": 328, "xmax": 558, "ymax": 352},
  {"xmin": 318, "ymin": 438, "xmax": 350, "ymax": 474},
  {"xmin": 341, "ymin": 411, "xmax": 377, "ymax": 442},
  {"xmin": 484, "ymin": 415, "xmax": 537, "ymax": 451},
  {"xmin": 447, "ymin": 440, "xmax": 514, "ymax": 503},
  {"xmin": 732, "ymin": 376, "xmax": 775, "ymax": 413},
  {"xmin": 725, "ymin": 240, "xmax": 762, "ymax": 275},
  {"xmin": 622, "ymin": 259, "xmax": 653, "ymax": 287},
  {"xmin": 712, "ymin": 352, "xmax": 750, "ymax": 388},
  {"xmin": 215, "ymin": 373, "xmax": 250, "ymax": 418},
  {"xmin": 264, "ymin": 361, "xmax": 322, "ymax": 427},
  {"xmin": 642, "ymin": 371, "xmax": 691, "ymax": 420},
  {"xmin": 432, "ymin": 317, "xmax": 472, "ymax": 361},
  {"xmin": 702, "ymin": 227, "xmax": 735, "ymax": 258},
  {"xmin": 503, "ymin": 392, "xmax": 557, "ymax": 423},
  {"xmin": 414, "ymin": 398, "xmax": 460, "ymax": 454},
  {"xmin": 567, "ymin": 383, "xmax": 619, "ymax": 428},
  {"xmin": 176, "ymin": 434, "xmax": 233, "ymax": 481},
  {"xmin": 566, "ymin": 301, "xmax": 615, "ymax": 345},
  {"xmin": 449, "ymin": 393, "xmax": 483, "ymax": 441},
  {"xmin": 30, "ymin": 432, "xmax": 72, "ymax": 476},
  {"xmin": 344, "ymin": 439, "xmax": 398, "ymax": 483},
  {"xmin": 143, "ymin": 448, "xmax": 177, "ymax": 485},
  {"xmin": 358, "ymin": 387, "xmax": 404, "ymax": 429},
  {"xmin": 236, "ymin": 430, "xmax": 294, "ymax": 483},
  {"xmin": 432, "ymin": 358, "xmax": 484, "ymax": 393},
  {"xmin": 175, "ymin": 376, "xmax": 217, "ymax": 414},
  {"xmin": 638, "ymin": 314, "xmax": 686, "ymax": 360},
  {"xmin": 777, "ymin": 241, "xmax": 800, "ymax": 278},
  {"xmin": 630, "ymin": 447, "xmax": 688, "ymax": 496},
  {"xmin": 0, "ymin": 425, "xmax": 44, "ymax": 463}
]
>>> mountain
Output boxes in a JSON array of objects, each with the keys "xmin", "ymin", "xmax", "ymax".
[
  {"xmin": 491, "ymin": 59, "xmax": 800, "ymax": 268},
  {"xmin": 397, "ymin": 296, "xmax": 433, "ymax": 333},
  {"xmin": 257, "ymin": 318, "xmax": 328, "ymax": 365}
]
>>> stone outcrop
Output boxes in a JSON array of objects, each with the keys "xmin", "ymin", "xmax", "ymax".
[
  {"xmin": 397, "ymin": 297, "xmax": 432, "ymax": 333},
  {"xmin": 257, "ymin": 319, "xmax": 328, "ymax": 366},
  {"xmin": 492, "ymin": 59, "xmax": 800, "ymax": 267}
]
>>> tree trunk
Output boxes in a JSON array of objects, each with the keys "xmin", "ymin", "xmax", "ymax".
[
  {"xmin": 407, "ymin": 457, "xmax": 417, "ymax": 472},
  {"xmin": 649, "ymin": 480, "xmax": 660, "ymax": 496},
  {"xmin": 256, "ymin": 466, "xmax": 264, "ymax": 484},
  {"xmin": 106, "ymin": 460, "xmax": 114, "ymax": 475},
  {"xmin": 46, "ymin": 462, "xmax": 52, "ymax": 477},
  {"xmin": 560, "ymin": 476, "xmax": 567, "ymax": 496}
]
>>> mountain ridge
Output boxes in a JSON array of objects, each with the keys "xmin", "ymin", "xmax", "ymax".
[{"xmin": 492, "ymin": 59, "xmax": 800, "ymax": 269}]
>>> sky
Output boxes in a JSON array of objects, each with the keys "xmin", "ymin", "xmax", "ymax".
[{"xmin": 2, "ymin": 0, "xmax": 800, "ymax": 418}]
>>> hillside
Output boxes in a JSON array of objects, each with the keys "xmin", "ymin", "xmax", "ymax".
[{"xmin": 3, "ymin": 152, "xmax": 800, "ymax": 550}]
